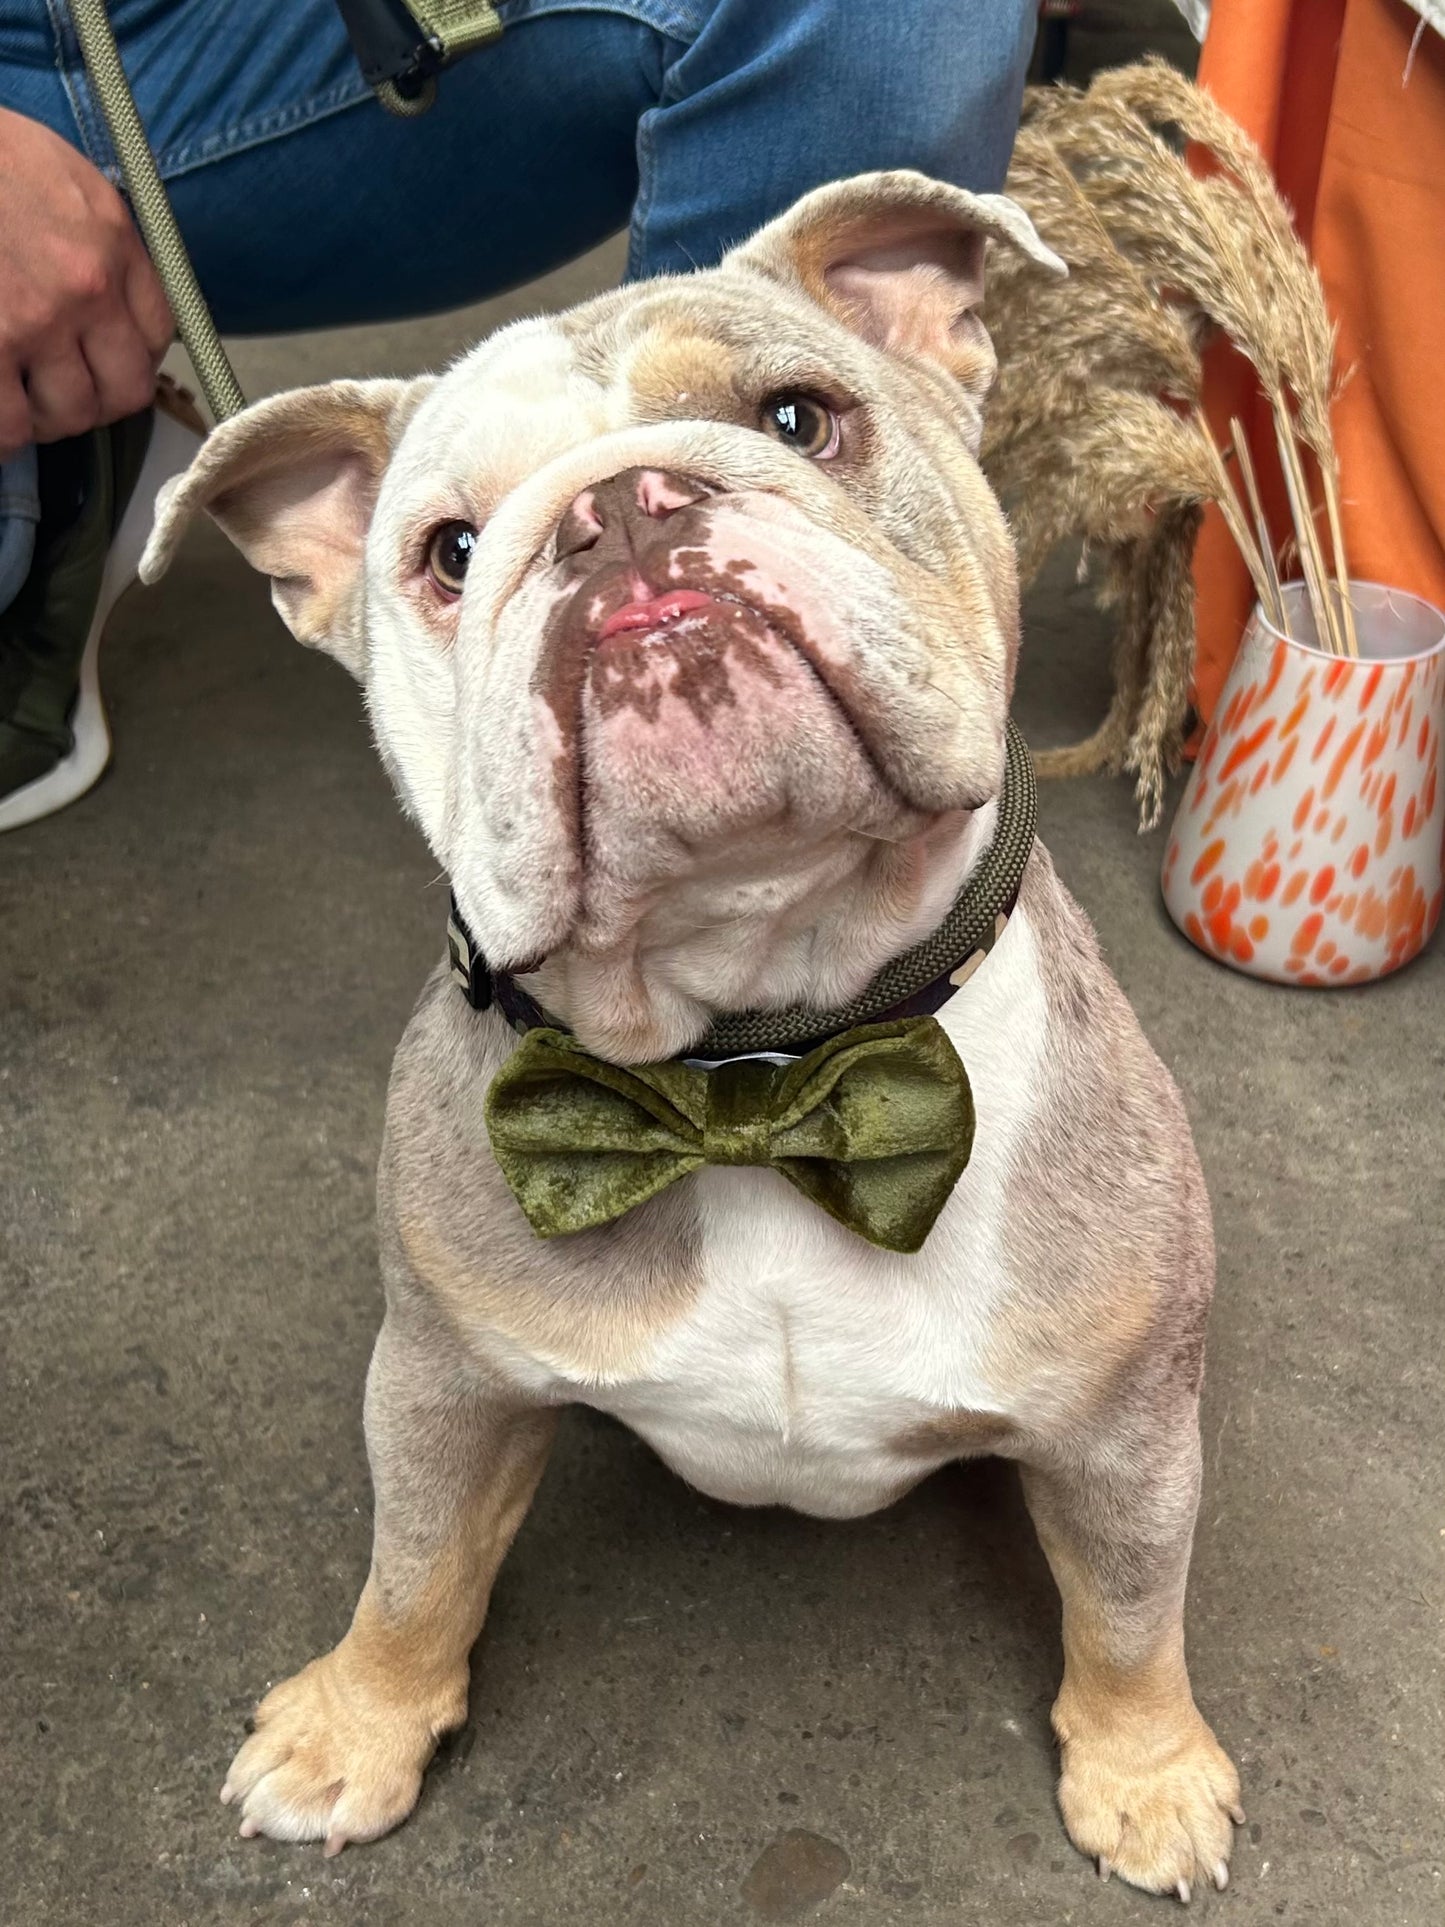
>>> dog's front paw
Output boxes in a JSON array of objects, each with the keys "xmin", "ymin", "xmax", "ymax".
[
  {"xmin": 1055, "ymin": 1704, "xmax": 1242, "ymax": 1901},
  {"xmin": 221, "ymin": 1641, "xmax": 468, "ymax": 1855}
]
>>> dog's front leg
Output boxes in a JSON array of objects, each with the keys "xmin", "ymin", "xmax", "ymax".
[
  {"xmin": 222, "ymin": 1309, "xmax": 558, "ymax": 1854},
  {"xmin": 1021, "ymin": 1409, "xmax": 1242, "ymax": 1901}
]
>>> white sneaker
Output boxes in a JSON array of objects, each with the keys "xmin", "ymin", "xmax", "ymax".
[{"xmin": 0, "ymin": 385, "xmax": 204, "ymax": 833}]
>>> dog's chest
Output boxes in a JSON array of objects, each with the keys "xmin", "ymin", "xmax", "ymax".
[{"xmin": 576, "ymin": 912, "xmax": 1052, "ymax": 1518}]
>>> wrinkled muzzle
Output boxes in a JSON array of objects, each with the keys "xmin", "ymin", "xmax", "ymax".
[{"xmin": 401, "ymin": 422, "xmax": 1009, "ymax": 969}]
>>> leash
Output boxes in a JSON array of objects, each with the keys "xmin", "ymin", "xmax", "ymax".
[
  {"xmin": 68, "ymin": 0, "xmax": 244, "ymax": 424},
  {"xmin": 67, "ymin": 0, "xmax": 505, "ymax": 425}
]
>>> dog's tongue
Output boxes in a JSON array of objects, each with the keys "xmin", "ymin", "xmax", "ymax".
[{"xmin": 597, "ymin": 590, "xmax": 716, "ymax": 642}]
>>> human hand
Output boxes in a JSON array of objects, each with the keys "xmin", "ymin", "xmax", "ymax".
[{"xmin": 0, "ymin": 106, "xmax": 173, "ymax": 459}]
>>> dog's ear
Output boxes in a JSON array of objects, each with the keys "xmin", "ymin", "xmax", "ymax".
[
  {"xmin": 730, "ymin": 170, "xmax": 1064, "ymax": 403},
  {"xmin": 139, "ymin": 377, "xmax": 433, "ymax": 679}
]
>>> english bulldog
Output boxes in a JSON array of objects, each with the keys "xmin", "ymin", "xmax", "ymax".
[{"xmin": 141, "ymin": 170, "xmax": 1241, "ymax": 1900}]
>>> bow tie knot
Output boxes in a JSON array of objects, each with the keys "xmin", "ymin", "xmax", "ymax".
[
  {"xmin": 700, "ymin": 1057, "xmax": 786, "ymax": 1166},
  {"xmin": 484, "ymin": 1016, "xmax": 975, "ymax": 1253}
]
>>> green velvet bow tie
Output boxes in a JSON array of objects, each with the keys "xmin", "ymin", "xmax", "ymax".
[{"xmin": 484, "ymin": 1016, "xmax": 975, "ymax": 1253}]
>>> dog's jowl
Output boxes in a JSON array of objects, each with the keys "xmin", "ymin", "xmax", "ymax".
[{"xmin": 143, "ymin": 169, "xmax": 1241, "ymax": 1899}]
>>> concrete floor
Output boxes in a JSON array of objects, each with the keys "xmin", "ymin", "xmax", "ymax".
[{"xmin": 4, "ymin": 156, "xmax": 1445, "ymax": 1927}]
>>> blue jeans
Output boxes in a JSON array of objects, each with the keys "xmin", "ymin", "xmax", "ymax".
[{"xmin": 0, "ymin": 0, "xmax": 1034, "ymax": 603}]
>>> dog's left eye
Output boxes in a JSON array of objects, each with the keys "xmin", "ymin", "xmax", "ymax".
[
  {"xmin": 426, "ymin": 521, "xmax": 478, "ymax": 597},
  {"xmin": 759, "ymin": 392, "xmax": 839, "ymax": 459}
]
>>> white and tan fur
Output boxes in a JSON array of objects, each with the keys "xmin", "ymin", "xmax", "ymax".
[{"xmin": 142, "ymin": 171, "xmax": 1241, "ymax": 1899}]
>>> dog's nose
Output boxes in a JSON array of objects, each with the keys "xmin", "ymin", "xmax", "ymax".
[{"xmin": 554, "ymin": 466, "xmax": 708, "ymax": 560}]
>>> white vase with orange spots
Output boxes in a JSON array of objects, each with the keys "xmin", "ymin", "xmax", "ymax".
[{"xmin": 1162, "ymin": 581, "xmax": 1445, "ymax": 985}]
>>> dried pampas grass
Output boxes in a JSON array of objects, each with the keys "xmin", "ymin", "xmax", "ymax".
[{"xmin": 983, "ymin": 57, "xmax": 1354, "ymax": 827}]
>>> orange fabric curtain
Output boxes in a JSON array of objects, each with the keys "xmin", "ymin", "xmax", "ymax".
[{"xmin": 1192, "ymin": 0, "xmax": 1445, "ymax": 725}]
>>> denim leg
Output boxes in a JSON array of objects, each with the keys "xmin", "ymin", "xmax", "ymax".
[
  {"xmin": 3, "ymin": 0, "xmax": 1032, "ymax": 330},
  {"xmin": 627, "ymin": 0, "xmax": 1037, "ymax": 277},
  {"xmin": 1, "ymin": 2, "xmax": 666, "ymax": 335},
  {"xmin": 166, "ymin": 12, "xmax": 666, "ymax": 332}
]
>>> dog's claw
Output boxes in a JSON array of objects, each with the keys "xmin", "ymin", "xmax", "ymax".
[
  {"xmin": 323, "ymin": 1832, "xmax": 347, "ymax": 1859},
  {"xmin": 238, "ymin": 1817, "xmax": 260, "ymax": 1839},
  {"xmin": 1098, "ymin": 1856, "xmax": 1112, "ymax": 1882},
  {"xmin": 219, "ymin": 1781, "xmax": 234, "ymax": 1806},
  {"xmin": 1229, "ymin": 1803, "xmax": 1247, "ymax": 1827},
  {"xmin": 1177, "ymin": 1878, "xmax": 1191, "ymax": 1905},
  {"xmin": 1214, "ymin": 1860, "xmax": 1229, "ymax": 1891}
]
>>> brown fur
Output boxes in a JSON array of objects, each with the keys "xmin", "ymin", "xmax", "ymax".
[
  {"xmin": 621, "ymin": 330, "xmax": 744, "ymax": 421},
  {"xmin": 889, "ymin": 1409, "xmax": 1019, "ymax": 1459}
]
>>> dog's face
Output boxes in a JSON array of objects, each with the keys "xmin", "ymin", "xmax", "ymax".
[{"xmin": 143, "ymin": 172, "xmax": 1062, "ymax": 1056}]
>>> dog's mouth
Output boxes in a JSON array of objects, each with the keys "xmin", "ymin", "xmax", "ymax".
[
  {"xmin": 527, "ymin": 544, "xmax": 924, "ymax": 931},
  {"xmin": 584, "ymin": 579, "xmax": 792, "ymax": 729},
  {"xmin": 552, "ymin": 546, "xmax": 902, "ymax": 779},
  {"xmin": 594, "ymin": 587, "xmax": 722, "ymax": 644}
]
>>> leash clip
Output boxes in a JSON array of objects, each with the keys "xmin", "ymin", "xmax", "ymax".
[{"xmin": 335, "ymin": 0, "xmax": 503, "ymax": 116}]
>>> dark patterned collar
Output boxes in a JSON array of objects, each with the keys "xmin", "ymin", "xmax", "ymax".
[{"xmin": 448, "ymin": 721, "xmax": 1035, "ymax": 1063}]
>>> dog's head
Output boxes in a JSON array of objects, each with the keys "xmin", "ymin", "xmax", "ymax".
[{"xmin": 143, "ymin": 172, "xmax": 1062, "ymax": 1058}]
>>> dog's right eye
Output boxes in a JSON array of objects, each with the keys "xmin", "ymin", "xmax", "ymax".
[
  {"xmin": 426, "ymin": 521, "xmax": 478, "ymax": 598},
  {"xmin": 759, "ymin": 391, "xmax": 839, "ymax": 459}
]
